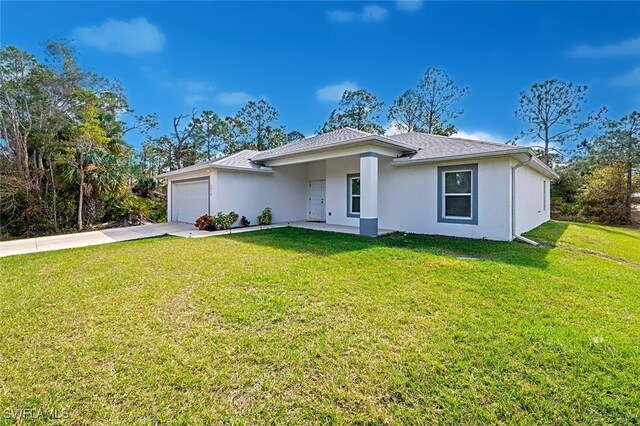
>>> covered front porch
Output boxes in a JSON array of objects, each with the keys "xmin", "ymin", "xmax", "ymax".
[
  {"xmin": 292, "ymin": 151, "xmax": 398, "ymax": 237},
  {"xmin": 287, "ymin": 220, "xmax": 395, "ymax": 236},
  {"xmin": 250, "ymin": 131, "xmax": 416, "ymax": 237}
]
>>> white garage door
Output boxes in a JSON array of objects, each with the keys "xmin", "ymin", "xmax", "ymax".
[{"xmin": 171, "ymin": 178, "xmax": 209, "ymax": 223}]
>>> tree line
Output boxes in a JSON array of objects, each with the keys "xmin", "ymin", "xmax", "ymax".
[
  {"xmin": 1, "ymin": 41, "xmax": 638, "ymax": 239},
  {"xmin": 140, "ymin": 101, "xmax": 305, "ymax": 178}
]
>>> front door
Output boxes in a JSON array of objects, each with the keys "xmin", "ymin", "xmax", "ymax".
[{"xmin": 308, "ymin": 180, "xmax": 326, "ymax": 221}]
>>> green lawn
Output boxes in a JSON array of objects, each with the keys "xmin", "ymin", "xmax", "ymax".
[{"xmin": 1, "ymin": 221, "xmax": 639, "ymax": 424}]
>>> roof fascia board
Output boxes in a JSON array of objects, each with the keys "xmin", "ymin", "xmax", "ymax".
[
  {"xmin": 262, "ymin": 144, "xmax": 403, "ymax": 167},
  {"xmin": 392, "ymin": 147, "xmax": 559, "ymax": 179},
  {"xmin": 254, "ymin": 135, "xmax": 415, "ymax": 162},
  {"xmin": 157, "ymin": 163, "xmax": 272, "ymax": 179}
]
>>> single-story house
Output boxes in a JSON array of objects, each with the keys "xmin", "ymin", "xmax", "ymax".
[{"xmin": 157, "ymin": 127, "xmax": 558, "ymax": 241}]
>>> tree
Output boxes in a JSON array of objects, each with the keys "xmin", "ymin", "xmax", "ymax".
[
  {"xmin": 263, "ymin": 126, "xmax": 288, "ymax": 149},
  {"xmin": 220, "ymin": 116, "xmax": 248, "ymax": 154},
  {"xmin": 578, "ymin": 163, "xmax": 639, "ymax": 224},
  {"xmin": 123, "ymin": 113, "xmax": 158, "ymax": 139},
  {"xmin": 144, "ymin": 135, "xmax": 175, "ymax": 172},
  {"xmin": 235, "ymin": 99, "xmax": 280, "ymax": 151},
  {"xmin": 318, "ymin": 89, "xmax": 384, "ymax": 134},
  {"xmin": 191, "ymin": 110, "xmax": 226, "ymax": 160},
  {"xmin": 582, "ymin": 111, "xmax": 640, "ymax": 223},
  {"xmin": 417, "ymin": 68, "xmax": 469, "ymax": 135},
  {"xmin": 59, "ymin": 90, "xmax": 110, "ymax": 229},
  {"xmin": 81, "ymin": 150, "xmax": 125, "ymax": 225},
  {"xmin": 0, "ymin": 41, "xmax": 162, "ymax": 237},
  {"xmin": 171, "ymin": 112, "xmax": 201, "ymax": 169},
  {"xmin": 513, "ymin": 79, "xmax": 605, "ymax": 165},
  {"xmin": 387, "ymin": 89, "xmax": 425, "ymax": 133},
  {"xmin": 287, "ymin": 130, "xmax": 305, "ymax": 142},
  {"xmin": 0, "ymin": 46, "xmax": 38, "ymax": 180}
]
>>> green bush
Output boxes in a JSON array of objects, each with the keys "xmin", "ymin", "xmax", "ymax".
[
  {"xmin": 559, "ymin": 202, "xmax": 581, "ymax": 216},
  {"xmin": 578, "ymin": 164, "xmax": 640, "ymax": 224},
  {"xmin": 258, "ymin": 207, "xmax": 272, "ymax": 225},
  {"xmin": 549, "ymin": 164, "xmax": 585, "ymax": 218},
  {"xmin": 212, "ymin": 211, "xmax": 239, "ymax": 230},
  {"xmin": 240, "ymin": 216, "xmax": 250, "ymax": 227},
  {"xmin": 106, "ymin": 192, "xmax": 167, "ymax": 224}
]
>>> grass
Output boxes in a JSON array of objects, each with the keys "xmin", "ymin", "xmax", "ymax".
[
  {"xmin": 526, "ymin": 220, "xmax": 640, "ymax": 264},
  {"xmin": 0, "ymin": 221, "xmax": 639, "ymax": 424}
]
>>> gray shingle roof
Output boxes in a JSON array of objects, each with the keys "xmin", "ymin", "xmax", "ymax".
[
  {"xmin": 252, "ymin": 128, "xmax": 373, "ymax": 161},
  {"xmin": 387, "ymin": 132, "xmax": 520, "ymax": 160},
  {"xmin": 214, "ymin": 149, "xmax": 262, "ymax": 168},
  {"xmin": 157, "ymin": 149, "xmax": 266, "ymax": 178},
  {"xmin": 159, "ymin": 128, "xmax": 535, "ymax": 179}
]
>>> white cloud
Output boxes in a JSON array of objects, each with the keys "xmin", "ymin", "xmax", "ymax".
[
  {"xmin": 177, "ymin": 79, "xmax": 215, "ymax": 93},
  {"xmin": 452, "ymin": 130, "xmax": 503, "ymax": 143},
  {"xmin": 73, "ymin": 18, "xmax": 165, "ymax": 55},
  {"xmin": 385, "ymin": 122, "xmax": 404, "ymax": 136},
  {"xmin": 570, "ymin": 36, "xmax": 640, "ymax": 58},
  {"xmin": 328, "ymin": 5, "xmax": 388, "ymax": 23},
  {"xmin": 141, "ymin": 68, "xmax": 214, "ymax": 105},
  {"xmin": 216, "ymin": 91, "xmax": 253, "ymax": 106},
  {"xmin": 612, "ymin": 66, "xmax": 640, "ymax": 87},
  {"xmin": 396, "ymin": 0, "xmax": 423, "ymax": 13},
  {"xmin": 316, "ymin": 81, "xmax": 359, "ymax": 101},
  {"xmin": 327, "ymin": 10, "xmax": 359, "ymax": 23},
  {"xmin": 362, "ymin": 6, "xmax": 388, "ymax": 22},
  {"xmin": 183, "ymin": 94, "xmax": 209, "ymax": 106}
]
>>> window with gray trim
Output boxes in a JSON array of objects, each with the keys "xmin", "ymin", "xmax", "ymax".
[
  {"xmin": 347, "ymin": 174, "xmax": 360, "ymax": 217},
  {"xmin": 437, "ymin": 164, "xmax": 478, "ymax": 225}
]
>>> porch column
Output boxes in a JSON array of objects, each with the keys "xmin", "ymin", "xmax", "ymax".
[{"xmin": 359, "ymin": 152, "xmax": 378, "ymax": 236}]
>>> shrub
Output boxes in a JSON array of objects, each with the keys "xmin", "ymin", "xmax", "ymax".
[
  {"xmin": 212, "ymin": 211, "xmax": 239, "ymax": 230},
  {"xmin": 559, "ymin": 202, "xmax": 581, "ymax": 216},
  {"xmin": 131, "ymin": 177, "xmax": 159, "ymax": 198},
  {"xmin": 258, "ymin": 207, "xmax": 272, "ymax": 225},
  {"xmin": 195, "ymin": 214, "xmax": 213, "ymax": 230},
  {"xmin": 240, "ymin": 216, "xmax": 251, "ymax": 227},
  {"xmin": 550, "ymin": 164, "xmax": 584, "ymax": 216},
  {"xmin": 578, "ymin": 164, "xmax": 640, "ymax": 224}
]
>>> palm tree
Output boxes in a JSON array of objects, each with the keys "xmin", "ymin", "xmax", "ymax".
[
  {"xmin": 82, "ymin": 149, "xmax": 125, "ymax": 226},
  {"xmin": 60, "ymin": 147, "xmax": 125, "ymax": 228}
]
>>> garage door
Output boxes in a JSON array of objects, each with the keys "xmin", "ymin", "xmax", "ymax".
[{"xmin": 171, "ymin": 178, "xmax": 209, "ymax": 223}]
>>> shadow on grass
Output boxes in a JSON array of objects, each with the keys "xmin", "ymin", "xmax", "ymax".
[
  {"xmin": 577, "ymin": 222, "xmax": 640, "ymax": 241},
  {"xmin": 221, "ymin": 223, "xmax": 571, "ymax": 270}
]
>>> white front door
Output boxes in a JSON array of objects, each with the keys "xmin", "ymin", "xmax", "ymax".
[{"xmin": 308, "ymin": 180, "xmax": 326, "ymax": 221}]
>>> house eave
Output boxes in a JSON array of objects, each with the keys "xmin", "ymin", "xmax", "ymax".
[
  {"xmin": 252, "ymin": 135, "xmax": 417, "ymax": 162},
  {"xmin": 156, "ymin": 163, "xmax": 273, "ymax": 179},
  {"xmin": 392, "ymin": 147, "xmax": 559, "ymax": 179}
]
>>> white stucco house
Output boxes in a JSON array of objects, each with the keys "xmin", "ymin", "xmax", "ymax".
[{"xmin": 157, "ymin": 128, "xmax": 558, "ymax": 241}]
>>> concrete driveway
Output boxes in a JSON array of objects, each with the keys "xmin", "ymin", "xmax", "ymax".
[
  {"xmin": 0, "ymin": 223, "xmax": 199, "ymax": 258},
  {"xmin": 0, "ymin": 222, "xmax": 289, "ymax": 258}
]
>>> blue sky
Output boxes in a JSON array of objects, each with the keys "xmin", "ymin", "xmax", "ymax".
[{"xmin": 3, "ymin": 1, "xmax": 640, "ymax": 149}]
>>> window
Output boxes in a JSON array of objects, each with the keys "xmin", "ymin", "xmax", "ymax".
[
  {"xmin": 347, "ymin": 174, "xmax": 360, "ymax": 217},
  {"xmin": 437, "ymin": 164, "xmax": 478, "ymax": 225},
  {"xmin": 444, "ymin": 171, "xmax": 472, "ymax": 218},
  {"xmin": 542, "ymin": 180, "xmax": 547, "ymax": 211}
]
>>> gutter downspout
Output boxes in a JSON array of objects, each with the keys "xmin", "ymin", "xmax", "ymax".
[{"xmin": 511, "ymin": 154, "xmax": 539, "ymax": 246}]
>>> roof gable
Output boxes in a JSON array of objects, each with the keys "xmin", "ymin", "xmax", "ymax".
[
  {"xmin": 252, "ymin": 128, "xmax": 374, "ymax": 161},
  {"xmin": 157, "ymin": 149, "xmax": 268, "ymax": 178}
]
